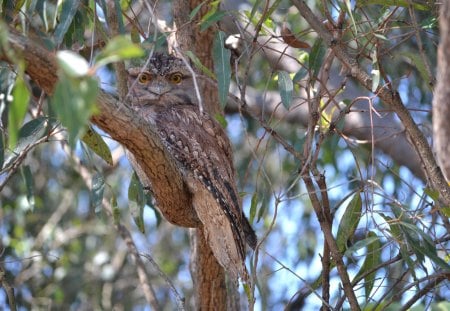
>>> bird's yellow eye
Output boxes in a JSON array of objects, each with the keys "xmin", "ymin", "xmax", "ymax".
[
  {"xmin": 138, "ymin": 72, "xmax": 152, "ymax": 84},
  {"xmin": 169, "ymin": 72, "xmax": 183, "ymax": 84}
]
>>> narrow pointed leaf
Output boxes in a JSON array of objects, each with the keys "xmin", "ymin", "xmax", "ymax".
[
  {"xmin": 22, "ymin": 165, "xmax": 35, "ymax": 210},
  {"xmin": 278, "ymin": 71, "xmax": 293, "ymax": 109},
  {"xmin": 91, "ymin": 173, "xmax": 105, "ymax": 214},
  {"xmin": 354, "ymin": 231, "xmax": 381, "ymax": 299},
  {"xmin": 82, "ymin": 127, "xmax": 113, "ymax": 166},
  {"xmin": 129, "ymin": 172, "xmax": 145, "ymax": 233},
  {"xmin": 309, "ymin": 38, "xmax": 326, "ymax": 80},
  {"xmin": 9, "ymin": 73, "xmax": 30, "ymax": 149},
  {"xmin": 213, "ymin": 31, "xmax": 231, "ymax": 108},
  {"xmin": 54, "ymin": 0, "xmax": 80, "ymax": 46},
  {"xmin": 336, "ymin": 192, "xmax": 362, "ymax": 252},
  {"xmin": 95, "ymin": 36, "xmax": 144, "ymax": 68}
]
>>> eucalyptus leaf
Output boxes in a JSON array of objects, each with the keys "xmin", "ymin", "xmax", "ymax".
[
  {"xmin": 51, "ymin": 73, "xmax": 98, "ymax": 148},
  {"xmin": 95, "ymin": 35, "xmax": 144, "ymax": 68},
  {"xmin": 309, "ymin": 39, "xmax": 326, "ymax": 81},
  {"xmin": 212, "ymin": 31, "xmax": 231, "ymax": 108},
  {"xmin": 54, "ymin": 0, "xmax": 80, "ymax": 46},
  {"xmin": 129, "ymin": 172, "xmax": 145, "ymax": 233},
  {"xmin": 278, "ymin": 71, "xmax": 293, "ymax": 110},
  {"xmin": 3, "ymin": 117, "xmax": 48, "ymax": 170},
  {"xmin": 22, "ymin": 165, "xmax": 35, "ymax": 210},
  {"xmin": 82, "ymin": 127, "xmax": 113, "ymax": 166},
  {"xmin": 8, "ymin": 72, "xmax": 30, "ymax": 149},
  {"xmin": 336, "ymin": 192, "xmax": 362, "ymax": 252},
  {"xmin": 91, "ymin": 173, "xmax": 105, "ymax": 214}
]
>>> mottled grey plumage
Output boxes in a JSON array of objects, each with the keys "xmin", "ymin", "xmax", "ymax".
[{"xmin": 126, "ymin": 53, "xmax": 256, "ymax": 282}]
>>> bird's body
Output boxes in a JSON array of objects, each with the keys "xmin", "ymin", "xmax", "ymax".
[{"xmin": 126, "ymin": 53, "xmax": 256, "ymax": 282}]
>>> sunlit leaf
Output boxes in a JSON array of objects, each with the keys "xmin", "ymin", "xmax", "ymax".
[
  {"xmin": 249, "ymin": 192, "xmax": 258, "ymax": 224},
  {"xmin": 371, "ymin": 51, "xmax": 380, "ymax": 92},
  {"xmin": 91, "ymin": 172, "xmax": 105, "ymax": 214},
  {"xmin": 57, "ymin": 50, "xmax": 90, "ymax": 77},
  {"xmin": 199, "ymin": 1, "xmax": 224, "ymax": 31},
  {"xmin": 8, "ymin": 71, "xmax": 30, "ymax": 149},
  {"xmin": 213, "ymin": 31, "xmax": 231, "ymax": 108},
  {"xmin": 190, "ymin": 1, "xmax": 206, "ymax": 20},
  {"xmin": 95, "ymin": 35, "xmax": 144, "ymax": 68},
  {"xmin": 81, "ymin": 127, "xmax": 113, "ymax": 166},
  {"xmin": 214, "ymin": 113, "xmax": 228, "ymax": 128},
  {"xmin": 129, "ymin": 172, "xmax": 145, "ymax": 233},
  {"xmin": 278, "ymin": 71, "xmax": 293, "ymax": 110},
  {"xmin": 344, "ymin": 235, "xmax": 380, "ymax": 256},
  {"xmin": 336, "ymin": 192, "xmax": 362, "ymax": 252},
  {"xmin": 54, "ymin": 0, "xmax": 80, "ymax": 46}
]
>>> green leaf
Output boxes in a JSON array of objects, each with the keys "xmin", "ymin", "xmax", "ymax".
[
  {"xmin": 212, "ymin": 31, "xmax": 231, "ymax": 109},
  {"xmin": 400, "ymin": 52, "xmax": 432, "ymax": 89},
  {"xmin": 200, "ymin": 10, "xmax": 226, "ymax": 32},
  {"xmin": 81, "ymin": 127, "xmax": 113, "ymax": 166},
  {"xmin": 8, "ymin": 71, "xmax": 30, "ymax": 149},
  {"xmin": 357, "ymin": 0, "xmax": 431, "ymax": 11},
  {"xmin": 54, "ymin": 0, "xmax": 80, "ymax": 46},
  {"xmin": 278, "ymin": 71, "xmax": 293, "ymax": 110},
  {"xmin": 186, "ymin": 51, "xmax": 215, "ymax": 79},
  {"xmin": 94, "ymin": 35, "xmax": 144, "ymax": 68},
  {"xmin": 91, "ymin": 173, "xmax": 105, "ymax": 214},
  {"xmin": 344, "ymin": 0, "xmax": 357, "ymax": 34},
  {"xmin": 336, "ymin": 192, "xmax": 362, "ymax": 252},
  {"xmin": 309, "ymin": 39, "xmax": 326, "ymax": 81},
  {"xmin": 21, "ymin": 165, "xmax": 35, "ymax": 210},
  {"xmin": 0, "ymin": 130, "xmax": 4, "ymax": 169},
  {"xmin": 293, "ymin": 67, "xmax": 308, "ymax": 84},
  {"xmin": 51, "ymin": 72, "xmax": 98, "ymax": 148},
  {"xmin": 113, "ymin": 0, "xmax": 125, "ymax": 34},
  {"xmin": 3, "ymin": 117, "xmax": 48, "ymax": 170},
  {"xmin": 214, "ymin": 113, "xmax": 228, "ymax": 128},
  {"xmin": 129, "ymin": 172, "xmax": 145, "ymax": 233},
  {"xmin": 344, "ymin": 235, "xmax": 380, "ymax": 257},
  {"xmin": 190, "ymin": 1, "xmax": 206, "ymax": 20},
  {"xmin": 354, "ymin": 231, "xmax": 381, "ymax": 299},
  {"xmin": 249, "ymin": 192, "xmax": 258, "ymax": 224},
  {"xmin": 111, "ymin": 193, "xmax": 120, "ymax": 226}
]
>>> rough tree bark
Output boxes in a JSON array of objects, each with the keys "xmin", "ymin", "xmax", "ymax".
[{"xmin": 433, "ymin": 1, "xmax": 450, "ymax": 181}]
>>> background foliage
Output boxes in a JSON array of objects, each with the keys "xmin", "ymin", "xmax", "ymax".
[{"xmin": 1, "ymin": 0, "xmax": 449, "ymax": 310}]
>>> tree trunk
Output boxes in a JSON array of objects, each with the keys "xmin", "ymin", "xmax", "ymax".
[
  {"xmin": 172, "ymin": 0, "xmax": 234, "ymax": 309},
  {"xmin": 433, "ymin": 1, "xmax": 450, "ymax": 181}
]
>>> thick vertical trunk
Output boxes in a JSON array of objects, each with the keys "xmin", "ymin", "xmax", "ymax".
[{"xmin": 433, "ymin": 1, "xmax": 450, "ymax": 181}]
